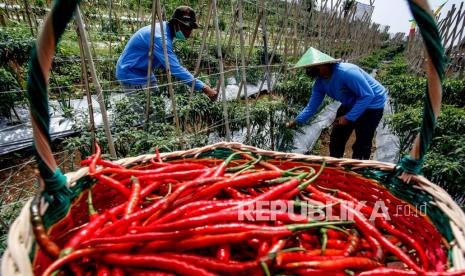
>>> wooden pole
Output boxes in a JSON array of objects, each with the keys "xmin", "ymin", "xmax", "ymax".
[
  {"xmin": 156, "ymin": 0, "xmax": 181, "ymax": 140},
  {"xmin": 212, "ymin": 0, "xmax": 231, "ymax": 141},
  {"xmin": 144, "ymin": 0, "xmax": 158, "ymax": 128},
  {"xmin": 76, "ymin": 7, "xmax": 117, "ymax": 158},
  {"xmin": 238, "ymin": 0, "xmax": 250, "ymax": 142}
]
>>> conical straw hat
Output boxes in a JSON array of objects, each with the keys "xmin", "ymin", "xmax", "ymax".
[{"xmin": 291, "ymin": 47, "xmax": 341, "ymax": 69}]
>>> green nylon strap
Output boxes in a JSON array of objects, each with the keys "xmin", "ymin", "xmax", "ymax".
[
  {"xmin": 398, "ymin": 155, "xmax": 424, "ymax": 175},
  {"xmin": 26, "ymin": 0, "xmax": 80, "ymax": 226},
  {"xmin": 397, "ymin": 1, "xmax": 445, "ymax": 174}
]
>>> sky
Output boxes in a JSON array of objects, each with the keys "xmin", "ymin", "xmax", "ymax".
[{"xmin": 356, "ymin": 0, "xmax": 463, "ymax": 34}]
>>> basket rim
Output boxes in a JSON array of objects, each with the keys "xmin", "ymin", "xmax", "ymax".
[{"xmin": 3, "ymin": 142, "xmax": 465, "ymax": 274}]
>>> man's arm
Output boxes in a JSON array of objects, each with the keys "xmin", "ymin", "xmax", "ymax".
[
  {"xmin": 295, "ymin": 84, "xmax": 325, "ymax": 125},
  {"xmin": 153, "ymin": 39, "xmax": 205, "ymax": 91},
  {"xmin": 343, "ymin": 68, "xmax": 375, "ymax": 121}
]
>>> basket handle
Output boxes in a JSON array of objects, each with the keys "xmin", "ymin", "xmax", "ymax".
[
  {"xmin": 26, "ymin": 0, "xmax": 80, "ymax": 222},
  {"xmin": 398, "ymin": 0, "xmax": 445, "ymax": 182}
]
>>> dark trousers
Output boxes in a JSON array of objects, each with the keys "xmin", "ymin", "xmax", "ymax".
[{"xmin": 329, "ymin": 105, "xmax": 384, "ymax": 160}]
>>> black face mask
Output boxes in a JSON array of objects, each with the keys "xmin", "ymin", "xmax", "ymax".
[{"xmin": 306, "ymin": 67, "xmax": 320, "ymax": 78}]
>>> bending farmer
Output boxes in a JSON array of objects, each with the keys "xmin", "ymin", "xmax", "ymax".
[
  {"xmin": 287, "ymin": 48, "xmax": 387, "ymax": 160},
  {"xmin": 116, "ymin": 6, "xmax": 217, "ymax": 100}
]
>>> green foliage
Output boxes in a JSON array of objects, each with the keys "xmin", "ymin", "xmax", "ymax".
[
  {"xmin": 274, "ymin": 72, "xmax": 313, "ymax": 107},
  {"xmin": 381, "ymin": 54, "xmax": 465, "ymax": 203},
  {"xmin": 443, "ymin": 79, "xmax": 465, "ymax": 108},
  {"xmin": 0, "ymin": 68, "xmax": 22, "ymax": 120},
  {"xmin": 0, "ymin": 26, "xmax": 34, "ymax": 66},
  {"xmin": 357, "ymin": 45, "xmax": 404, "ymax": 72}
]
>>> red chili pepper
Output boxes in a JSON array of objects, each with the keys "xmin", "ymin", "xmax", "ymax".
[
  {"xmin": 299, "ymin": 233, "xmax": 319, "ymax": 244},
  {"xmin": 216, "ymin": 244, "xmax": 230, "ymax": 261},
  {"xmin": 99, "ymin": 253, "xmax": 218, "ymax": 276},
  {"xmin": 62, "ymin": 203, "xmax": 126, "ymax": 254},
  {"xmin": 96, "ymin": 263, "xmax": 110, "ymax": 276},
  {"xmin": 159, "ymin": 252, "xmax": 259, "ymax": 273},
  {"xmin": 125, "ymin": 177, "xmax": 141, "ymax": 217},
  {"xmin": 224, "ymin": 187, "xmax": 252, "ymax": 199},
  {"xmin": 210, "ymin": 152, "xmax": 247, "ymax": 177},
  {"xmin": 257, "ymin": 240, "xmax": 270, "ymax": 258},
  {"xmin": 281, "ymin": 163, "xmax": 326, "ymax": 199},
  {"xmin": 81, "ymin": 159, "xmax": 124, "ymax": 170},
  {"xmin": 93, "ymin": 174, "xmax": 131, "ymax": 198},
  {"xmin": 94, "ymin": 164, "xmax": 207, "ymax": 177},
  {"xmin": 357, "ymin": 268, "xmax": 465, "ymax": 276},
  {"xmin": 182, "ymin": 171, "xmax": 283, "ymax": 203},
  {"xmin": 155, "ymin": 177, "xmax": 226, "ymax": 218},
  {"xmin": 152, "ymin": 200, "xmax": 217, "ymax": 225},
  {"xmin": 89, "ymin": 143, "xmax": 101, "ymax": 174},
  {"xmin": 179, "ymin": 200, "xmax": 241, "ymax": 220},
  {"xmin": 305, "ymin": 186, "xmax": 424, "ymax": 274},
  {"xmin": 173, "ymin": 222, "xmax": 352, "ymax": 251},
  {"xmin": 136, "ymin": 210, "xmax": 310, "ymax": 232},
  {"xmin": 343, "ymin": 229, "xmax": 360, "ymax": 256},
  {"xmin": 129, "ymin": 271, "xmax": 176, "ymax": 276},
  {"xmin": 155, "ymin": 147, "xmax": 162, "ymax": 163},
  {"xmin": 140, "ymin": 181, "xmax": 163, "ymax": 198},
  {"xmin": 110, "ymin": 267, "xmax": 125, "ymax": 276},
  {"xmin": 292, "ymin": 269, "xmax": 347, "ymax": 276},
  {"xmin": 281, "ymin": 256, "xmax": 382, "ymax": 270},
  {"xmin": 30, "ymin": 196, "xmax": 61, "ymax": 259},
  {"xmin": 120, "ymin": 169, "xmax": 209, "ymax": 186},
  {"xmin": 365, "ymin": 234, "xmax": 384, "ymax": 262},
  {"xmin": 326, "ymin": 228, "xmax": 349, "ymax": 240},
  {"xmin": 239, "ymin": 152, "xmax": 281, "ymax": 172},
  {"xmin": 330, "ymin": 187, "xmax": 428, "ymax": 270},
  {"xmin": 94, "ymin": 198, "xmax": 167, "ymax": 238},
  {"xmin": 276, "ymin": 253, "xmax": 344, "ymax": 266},
  {"xmin": 82, "ymin": 230, "xmax": 192, "ymax": 247},
  {"xmin": 325, "ymin": 239, "xmax": 346, "ymax": 250},
  {"xmin": 42, "ymin": 248, "xmax": 99, "ymax": 276}
]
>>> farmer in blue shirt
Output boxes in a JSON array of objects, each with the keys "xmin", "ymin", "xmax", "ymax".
[
  {"xmin": 116, "ymin": 6, "xmax": 217, "ymax": 100},
  {"xmin": 287, "ymin": 48, "xmax": 387, "ymax": 160}
]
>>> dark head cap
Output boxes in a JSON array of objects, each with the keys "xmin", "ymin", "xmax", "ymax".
[{"xmin": 170, "ymin": 6, "xmax": 200, "ymax": 29}]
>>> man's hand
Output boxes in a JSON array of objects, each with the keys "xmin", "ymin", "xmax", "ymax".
[
  {"xmin": 286, "ymin": 120, "xmax": 297, "ymax": 129},
  {"xmin": 202, "ymin": 86, "xmax": 218, "ymax": 101},
  {"xmin": 333, "ymin": 116, "xmax": 350, "ymax": 127}
]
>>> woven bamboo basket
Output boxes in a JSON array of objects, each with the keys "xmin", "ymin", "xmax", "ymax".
[{"xmin": 2, "ymin": 0, "xmax": 465, "ymax": 275}]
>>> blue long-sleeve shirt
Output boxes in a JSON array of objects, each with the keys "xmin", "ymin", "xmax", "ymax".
[
  {"xmin": 116, "ymin": 22, "xmax": 205, "ymax": 91},
  {"xmin": 296, "ymin": 63, "xmax": 386, "ymax": 124}
]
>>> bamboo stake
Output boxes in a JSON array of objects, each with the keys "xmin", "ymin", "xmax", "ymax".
[
  {"xmin": 190, "ymin": 0, "xmax": 213, "ymax": 96},
  {"xmin": 155, "ymin": 0, "xmax": 181, "ymax": 140},
  {"xmin": 22, "ymin": 0, "xmax": 34, "ymax": 36},
  {"xmin": 225, "ymin": 4, "xmax": 239, "ymax": 54},
  {"xmin": 75, "ymin": 7, "xmax": 117, "ymax": 158},
  {"xmin": 238, "ymin": 0, "xmax": 250, "ymax": 142},
  {"xmin": 212, "ymin": 0, "xmax": 231, "ymax": 141},
  {"xmin": 283, "ymin": 0, "xmax": 289, "ymax": 76},
  {"xmin": 235, "ymin": 2, "xmax": 263, "ymax": 100},
  {"xmin": 257, "ymin": 1, "xmax": 288, "ymax": 94},
  {"xmin": 261, "ymin": 0, "xmax": 271, "ymax": 92},
  {"xmin": 108, "ymin": 0, "xmax": 113, "ymax": 93},
  {"xmin": 76, "ymin": 24, "xmax": 97, "ymax": 153},
  {"xmin": 144, "ymin": 0, "xmax": 158, "ymax": 129}
]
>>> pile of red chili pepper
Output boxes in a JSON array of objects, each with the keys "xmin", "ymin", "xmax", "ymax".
[{"xmin": 34, "ymin": 145, "xmax": 464, "ymax": 276}]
